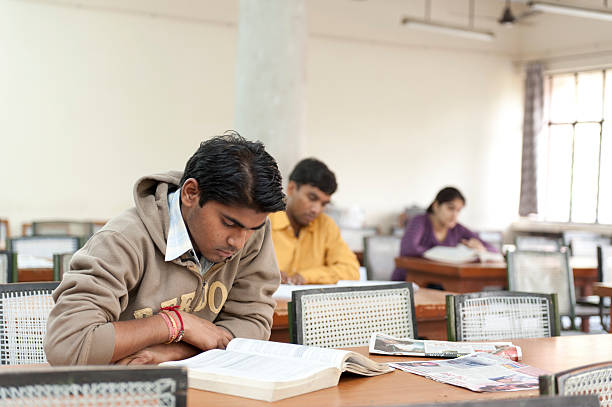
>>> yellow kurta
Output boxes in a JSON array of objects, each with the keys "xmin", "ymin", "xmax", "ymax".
[{"xmin": 269, "ymin": 211, "xmax": 360, "ymax": 284}]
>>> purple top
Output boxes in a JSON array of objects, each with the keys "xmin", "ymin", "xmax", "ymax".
[{"xmin": 391, "ymin": 213, "xmax": 498, "ymax": 281}]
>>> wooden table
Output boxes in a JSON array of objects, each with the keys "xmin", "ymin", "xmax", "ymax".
[
  {"xmin": 593, "ymin": 282, "xmax": 612, "ymax": 332},
  {"xmin": 271, "ymin": 287, "xmax": 451, "ymax": 343},
  {"xmin": 395, "ymin": 256, "xmax": 598, "ymax": 296},
  {"xmin": 188, "ymin": 334, "xmax": 612, "ymax": 406},
  {"xmin": 18, "ymin": 268, "xmax": 54, "ymax": 282}
]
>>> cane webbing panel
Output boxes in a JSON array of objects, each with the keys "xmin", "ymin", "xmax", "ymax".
[
  {"xmin": 458, "ymin": 295, "xmax": 552, "ymax": 341},
  {"xmin": 0, "ymin": 378, "xmax": 177, "ymax": 406},
  {"xmin": 558, "ymin": 364, "xmax": 612, "ymax": 407},
  {"xmin": 509, "ymin": 251, "xmax": 574, "ymax": 316},
  {"xmin": 0, "ymin": 289, "xmax": 55, "ymax": 364},
  {"xmin": 299, "ymin": 287, "xmax": 414, "ymax": 348}
]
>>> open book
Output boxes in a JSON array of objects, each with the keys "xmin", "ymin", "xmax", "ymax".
[
  {"xmin": 161, "ymin": 338, "xmax": 392, "ymax": 402},
  {"xmin": 423, "ymin": 246, "xmax": 504, "ymax": 264},
  {"xmin": 369, "ymin": 333, "xmax": 522, "ymax": 361}
]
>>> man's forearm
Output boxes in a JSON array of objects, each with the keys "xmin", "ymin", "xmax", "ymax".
[{"xmin": 111, "ymin": 315, "xmax": 168, "ymax": 362}]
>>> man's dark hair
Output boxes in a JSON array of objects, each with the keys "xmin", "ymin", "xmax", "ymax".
[
  {"xmin": 289, "ymin": 158, "xmax": 337, "ymax": 195},
  {"xmin": 426, "ymin": 186, "xmax": 465, "ymax": 214},
  {"xmin": 180, "ymin": 131, "xmax": 285, "ymax": 212}
]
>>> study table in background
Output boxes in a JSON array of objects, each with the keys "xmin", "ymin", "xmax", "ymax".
[
  {"xmin": 271, "ymin": 287, "xmax": 452, "ymax": 342},
  {"xmin": 395, "ymin": 256, "xmax": 599, "ymax": 297},
  {"xmin": 188, "ymin": 334, "xmax": 612, "ymax": 407}
]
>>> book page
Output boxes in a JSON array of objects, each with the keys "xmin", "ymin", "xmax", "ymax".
[
  {"xmin": 423, "ymin": 246, "xmax": 478, "ymax": 264},
  {"xmin": 227, "ymin": 338, "xmax": 349, "ymax": 369},
  {"xmin": 227, "ymin": 339, "xmax": 393, "ymax": 375},
  {"xmin": 162, "ymin": 349, "xmax": 334, "ymax": 383}
]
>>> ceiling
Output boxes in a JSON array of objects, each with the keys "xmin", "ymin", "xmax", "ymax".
[{"xmin": 17, "ymin": 0, "xmax": 612, "ymax": 62}]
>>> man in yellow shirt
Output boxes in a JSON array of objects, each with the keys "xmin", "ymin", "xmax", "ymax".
[{"xmin": 269, "ymin": 158, "xmax": 360, "ymax": 285}]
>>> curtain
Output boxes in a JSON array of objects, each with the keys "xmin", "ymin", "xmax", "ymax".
[{"xmin": 519, "ymin": 62, "xmax": 544, "ymax": 217}]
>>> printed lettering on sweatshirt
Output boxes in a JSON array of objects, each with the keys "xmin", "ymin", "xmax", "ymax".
[{"xmin": 132, "ymin": 281, "xmax": 228, "ymax": 319}]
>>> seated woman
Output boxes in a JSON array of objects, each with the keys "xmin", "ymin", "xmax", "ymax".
[{"xmin": 391, "ymin": 186, "xmax": 498, "ymax": 281}]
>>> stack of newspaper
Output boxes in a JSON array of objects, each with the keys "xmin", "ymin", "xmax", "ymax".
[{"xmin": 369, "ymin": 333, "xmax": 548, "ymax": 392}]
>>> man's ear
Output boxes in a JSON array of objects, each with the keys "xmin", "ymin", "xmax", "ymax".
[
  {"xmin": 181, "ymin": 178, "xmax": 200, "ymax": 208},
  {"xmin": 287, "ymin": 181, "xmax": 297, "ymax": 196}
]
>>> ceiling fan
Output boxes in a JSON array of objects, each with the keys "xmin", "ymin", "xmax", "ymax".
[{"xmin": 498, "ymin": 0, "xmax": 539, "ymax": 26}]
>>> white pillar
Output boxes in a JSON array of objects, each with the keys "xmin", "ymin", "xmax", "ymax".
[{"xmin": 234, "ymin": 0, "xmax": 307, "ymax": 179}]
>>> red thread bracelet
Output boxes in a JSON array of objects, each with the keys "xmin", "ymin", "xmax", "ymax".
[{"xmin": 160, "ymin": 306, "xmax": 184, "ymax": 343}]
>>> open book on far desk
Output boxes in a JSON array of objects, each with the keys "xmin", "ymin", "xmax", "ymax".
[
  {"xmin": 161, "ymin": 338, "xmax": 393, "ymax": 402},
  {"xmin": 423, "ymin": 246, "xmax": 504, "ymax": 265}
]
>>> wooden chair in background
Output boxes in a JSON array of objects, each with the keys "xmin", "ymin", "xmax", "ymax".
[
  {"xmin": 363, "ymin": 235, "xmax": 401, "ymax": 280},
  {"xmin": 446, "ymin": 291, "xmax": 560, "ymax": 341},
  {"xmin": 507, "ymin": 250, "xmax": 600, "ymax": 331},
  {"xmin": 0, "ymin": 251, "xmax": 17, "ymax": 284},
  {"xmin": 289, "ymin": 283, "xmax": 416, "ymax": 348}
]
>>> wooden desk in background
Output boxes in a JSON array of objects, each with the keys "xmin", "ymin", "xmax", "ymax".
[
  {"xmin": 188, "ymin": 334, "xmax": 612, "ymax": 407},
  {"xmin": 395, "ymin": 256, "xmax": 598, "ymax": 296},
  {"xmin": 271, "ymin": 287, "xmax": 452, "ymax": 343},
  {"xmin": 18, "ymin": 268, "xmax": 54, "ymax": 282},
  {"xmin": 593, "ymin": 282, "xmax": 612, "ymax": 332}
]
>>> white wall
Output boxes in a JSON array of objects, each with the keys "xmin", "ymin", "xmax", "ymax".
[
  {"xmin": 0, "ymin": 1, "xmax": 237, "ymax": 235},
  {"xmin": 306, "ymin": 37, "xmax": 523, "ymax": 230},
  {"xmin": 6, "ymin": 0, "xmax": 596, "ymax": 236}
]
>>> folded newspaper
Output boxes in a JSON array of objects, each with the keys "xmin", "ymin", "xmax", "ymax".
[
  {"xmin": 389, "ymin": 352, "xmax": 548, "ymax": 392},
  {"xmin": 369, "ymin": 333, "xmax": 522, "ymax": 361}
]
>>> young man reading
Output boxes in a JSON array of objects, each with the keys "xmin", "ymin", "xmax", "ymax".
[
  {"xmin": 44, "ymin": 132, "xmax": 285, "ymax": 365},
  {"xmin": 269, "ymin": 158, "xmax": 359, "ymax": 285}
]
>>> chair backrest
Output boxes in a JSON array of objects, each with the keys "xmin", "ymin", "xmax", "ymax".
[
  {"xmin": 540, "ymin": 361, "xmax": 612, "ymax": 407},
  {"xmin": 0, "ymin": 219, "xmax": 8, "ymax": 251},
  {"xmin": 406, "ymin": 395, "xmax": 600, "ymax": 407},
  {"xmin": 339, "ymin": 227, "xmax": 378, "ymax": 252},
  {"xmin": 0, "ymin": 252, "xmax": 17, "ymax": 284},
  {"xmin": 515, "ymin": 235, "xmax": 562, "ymax": 252},
  {"xmin": 0, "ymin": 282, "xmax": 60, "ymax": 364},
  {"xmin": 0, "ymin": 365, "xmax": 187, "ymax": 406},
  {"xmin": 32, "ymin": 220, "xmax": 94, "ymax": 237},
  {"xmin": 507, "ymin": 250, "xmax": 575, "ymax": 321},
  {"xmin": 52, "ymin": 253, "xmax": 73, "ymax": 281},
  {"xmin": 8, "ymin": 236, "xmax": 80, "ymax": 269},
  {"xmin": 363, "ymin": 235, "xmax": 402, "ymax": 280},
  {"xmin": 477, "ymin": 230, "xmax": 504, "ymax": 252},
  {"xmin": 598, "ymin": 244, "xmax": 612, "ymax": 283},
  {"xmin": 563, "ymin": 231, "xmax": 610, "ymax": 257},
  {"xmin": 446, "ymin": 291, "xmax": 560, "ymax": 341},
  {"xmin": 290, "ymin": 283, "xmax": 416, "ymax": 348}
]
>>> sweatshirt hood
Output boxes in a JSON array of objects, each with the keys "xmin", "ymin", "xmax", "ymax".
[{"xmin": 133, "ymin": 171, "xmax": 182, "ymax": 255}]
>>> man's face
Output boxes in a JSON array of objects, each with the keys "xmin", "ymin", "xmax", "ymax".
[
  {"xmin": 181, "ymin": 179, "xmax": 268, "ymax": 263},
  {"xmin": 285, "ymin": 181, "xmax": 331, "ymax": 228}
]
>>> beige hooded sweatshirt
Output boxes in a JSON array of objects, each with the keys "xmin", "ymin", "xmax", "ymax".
[{"xmin": 44, "ymin": 171, "xmax": 280, "ymax": 365}]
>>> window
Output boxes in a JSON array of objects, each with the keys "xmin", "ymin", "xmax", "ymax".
[{"xmin": 539, "ymin": 69, "xmax": 612, "ymax": 224}]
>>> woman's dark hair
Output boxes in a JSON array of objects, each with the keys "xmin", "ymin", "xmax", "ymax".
[
  {"xmin": 426, "ymin": 186, "xmax": 465, "ymax": 214},
  {"xmin": 289, "ymin": 158, "xmax": 337, "ymax": 195},
  {"xmin": 180, "ymin": 131, "xmax": 285, "ymax": 213}
]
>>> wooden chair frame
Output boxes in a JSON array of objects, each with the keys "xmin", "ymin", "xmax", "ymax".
[
  {"xmin": 289, "ymin": 283, "xmax": 417, "ymax": 347},
  {"xmin": 446, "ymin": 290, "xmax": 561, "ymax": 341},
  {"xmin": 0, "ymin": 365, "xmax": 187, "ymax": 406}
]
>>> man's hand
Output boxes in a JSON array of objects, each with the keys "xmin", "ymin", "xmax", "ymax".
[
  {"xmin": 114, "ymin": 343, "xmax": 199, "ymax": 365},
  {"xmin": 280, "ymin": 271, "xmax": 289, "ymax": 284},
  {"xmin": 461, "ymin": 238, "xmax": 486, "ymax": 252},
  {"xmin": 180, "ymin": 312, "xmax": 234, "ymax": 351},
  {"xmin": 287, "ymin": 273, "xmax": 306, "ymax": 285}
]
